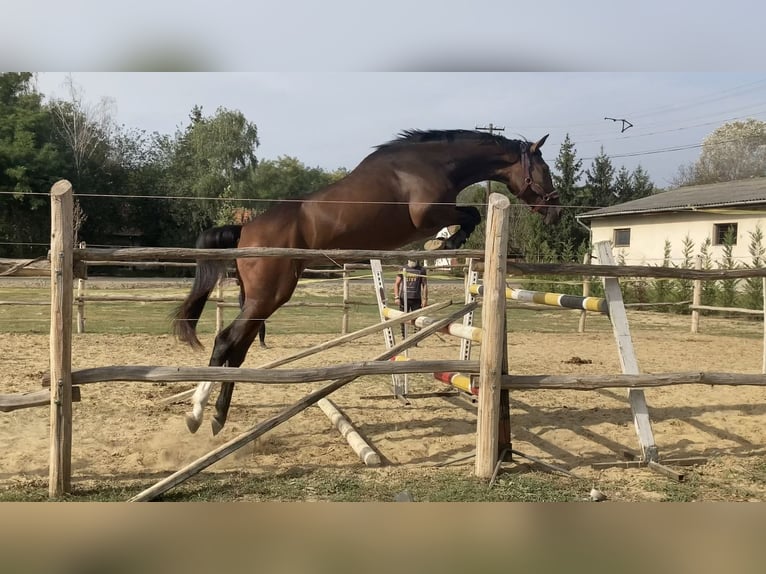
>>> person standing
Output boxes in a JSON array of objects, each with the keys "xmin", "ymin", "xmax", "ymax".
[{"xmin": 393, "ymin": 259, "xmax": 428, "ymax": 337}]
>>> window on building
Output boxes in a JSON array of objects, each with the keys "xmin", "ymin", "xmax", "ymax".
[
  {"xmin": 714, "ymin": 223, "xmax": 738, "ymax": 245},
  {"xmin": 613, "ymin": 228, "xmax": 631, "ymax": 247}
]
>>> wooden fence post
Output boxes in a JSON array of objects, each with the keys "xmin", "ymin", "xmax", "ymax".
[
  {"xmin": 475, "ymin": 193, "xmax": 510, "ymax": 479},
  {"xmin": 49, "ymin": 180, "xmax": 74, "ymax": 497}
]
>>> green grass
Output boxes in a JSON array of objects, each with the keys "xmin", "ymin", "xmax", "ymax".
[
  {"xmin": 0, "ymin": 468, "xmax": 585, "ymax": 502},
  {"xmin": 0, "ymin": 278, "xmax": 620, "ymax": 336}
]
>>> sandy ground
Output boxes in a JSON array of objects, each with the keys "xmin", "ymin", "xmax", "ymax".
[{"xmin": 2, "ymin": 310, "xmax": 766, "ymax": 499}]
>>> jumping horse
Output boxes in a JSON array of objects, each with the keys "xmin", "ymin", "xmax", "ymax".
[{"xmin": 173, "ymin": 129, "xmax": 561, "ymax": 434}]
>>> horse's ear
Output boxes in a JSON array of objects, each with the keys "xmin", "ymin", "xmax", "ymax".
[{"xmin": 530, "ymin": 134, "xmax": 549, "ymax": 154}]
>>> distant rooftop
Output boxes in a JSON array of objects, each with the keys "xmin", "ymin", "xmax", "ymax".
[{"xmin": 578, "ymin": 177, "xmax": 766, "ymax": 219}]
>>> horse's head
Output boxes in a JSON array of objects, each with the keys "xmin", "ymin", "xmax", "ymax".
[{"xmin": 504, "ymin": 135, "xmax": 561, "ymax": 225}]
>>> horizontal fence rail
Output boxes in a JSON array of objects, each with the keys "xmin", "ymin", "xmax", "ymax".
[{"xmin": 42, "ymin": 360, "xmax": 481, "ymax": 386}]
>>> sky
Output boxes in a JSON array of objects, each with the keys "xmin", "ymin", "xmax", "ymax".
[{"xmin": 34, "ymin": 72, "xmax": 766, "ymax": 188}]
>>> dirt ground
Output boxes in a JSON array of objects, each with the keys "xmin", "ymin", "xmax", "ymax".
[{"xmin": 2, "ymin": 310, "xmax": 766, "ymax": 501}]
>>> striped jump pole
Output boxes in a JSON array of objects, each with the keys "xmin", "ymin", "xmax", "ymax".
[
  {"xmin": 433, "ymin": 371, "xmax": 478, "ymax": 395},
  {"xmin": 468, "ymin": 284, "xmax": 608, "ymax": 314},
  {"xmin": 382, "ymin": 307, "xmax": 482, "ymax": 342},
  {"xmin": 390, "ymin": 355, "xmax": 478, "ymax": 396}
]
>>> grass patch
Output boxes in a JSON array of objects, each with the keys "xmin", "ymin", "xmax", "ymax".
[{"xmin": 0, "ymin": 468, "xmax": 585, "ymax": 502}]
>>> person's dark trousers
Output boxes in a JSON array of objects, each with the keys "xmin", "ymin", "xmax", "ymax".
[{"xmin": 399, "ymin": 298, "xmax": 422, "ymax": 337}]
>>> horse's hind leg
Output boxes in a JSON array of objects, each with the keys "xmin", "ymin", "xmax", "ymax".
[
  {"xmin": 185, "ymin": 277, "xmax": 249, "ymax": 434},
  {"xmin": 209, "ymin": 317, "xmax": 261, "ymax": 435},
  {"xmin": 206, "ymin": 256, "xmax": 302, "ymax": 434},
  {"xmin": 186, "ymin": 381, "xmax": 216, "ymax": 433},
  {"xmin": 185, "ymin": 313, "xmax": 262, "ymax": 434}
]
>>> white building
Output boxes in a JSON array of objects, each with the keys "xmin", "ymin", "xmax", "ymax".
[{"xmin": 577, "ymin": 178, "xmax": 766, "ymax": 266}]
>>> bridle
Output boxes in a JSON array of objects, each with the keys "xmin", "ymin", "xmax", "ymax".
[{"xmin": 518, "ymin": 142, "xmax": 559, "ymax": 211}]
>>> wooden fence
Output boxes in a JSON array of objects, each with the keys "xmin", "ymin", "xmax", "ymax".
[{"xmin": 7, "ymin": 179, "xmax": 766, "ymax": 499}]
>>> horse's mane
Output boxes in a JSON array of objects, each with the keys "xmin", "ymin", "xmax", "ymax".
[{"xmin": 376, "ymin": 129, "xmax": 524, "ymax": 152}]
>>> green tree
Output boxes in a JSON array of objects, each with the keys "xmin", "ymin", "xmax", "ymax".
[
  {"xmin": 675, "ymin": 235, "xmax": 696, "ymax": 304},
  {"xmin": 546, "ymin": 133, "xmax": 587, "ymax": 260},
  {"xmin": 613, "ymin": 166, "xmax": 632, "ymax": 201},
  {"xmin": 253, "ymin": 156, "xmax": 344, "ymax": 201},
  {"xmin": 717, "ymin": 227, "xmax": 739, "ymax": 308},
  {"xmin": 698, "ymin": 238, "xmax": 718, "ymax": 305},
  {"xmin": 165, "ymin": 105, "xmax": 260, "ymax": 233},
  {"xmin": 743, "ymin": 224, "xmax": 765, "ymax": 309},
  {"xmin": 584, "ymin": 146, "xmax": 616, "ymax": 208},
  {"xmin": 103, "ymin": 126, "xmax": 180, "ymax": 248},
  {"xmin": 651, "ymin": 240, "xmax": 674, "ymax": 303},
  {"xmin": 630, "ymin": 165, "xmax": 654, "ymax": 200},
  {"xmin": 0, "ymin": 73, "xmax": 68, "ymax": 257}
]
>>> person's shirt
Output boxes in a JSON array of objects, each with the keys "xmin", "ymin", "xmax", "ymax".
[{"xmin": 399, "ymin": 264, "xmax": 426, "ymax": 299}]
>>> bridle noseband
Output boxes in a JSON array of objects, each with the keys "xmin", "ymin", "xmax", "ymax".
[{"xmin": 518, "ymin": 142, "xmax": 559, "ymax": 211}]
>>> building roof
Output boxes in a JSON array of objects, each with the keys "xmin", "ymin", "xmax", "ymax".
[{"xmin": 578, "ymin": 177, "xmax": 766, "ymax": 219}]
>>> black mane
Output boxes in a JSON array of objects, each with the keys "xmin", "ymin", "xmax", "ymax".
[{"xmin": 376, "ymin": 129, "xmax": 524, "ymax": 152}]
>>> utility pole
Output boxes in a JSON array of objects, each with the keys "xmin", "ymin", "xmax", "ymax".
[{"xmin": 475, "ymin": 123, "xmax": 505, "ymax": 214}]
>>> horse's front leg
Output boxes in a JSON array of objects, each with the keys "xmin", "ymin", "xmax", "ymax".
[
  {"xmin": 418, "ymin": 205, "xmax": 482, "ymax": 250},
  {"xmin": 443, "ymin": 206, "xmax": 481, "ymax": 248}
]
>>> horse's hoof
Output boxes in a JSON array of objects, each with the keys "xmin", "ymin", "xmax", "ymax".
[
  {"xmin": 446, "ymin": 224, "xmax": 461, "ymax": 236},
  {"xmin": 445, "ymin": 230, "xmax": 468, "ymax": 249},
  {"xmin": 260, "ymin": 343, "xmax": 268, "ymax": 348},
  {"xmin": 211, "ymin": 418, "xmax": 224, "ymax": 436},
  {"xmin": 424, "ymin": 239, "xmax": 445, "ymax": 251},
  {"xmin": 185, "ymin": 413, "xmax": 202, "ymax": 434}
]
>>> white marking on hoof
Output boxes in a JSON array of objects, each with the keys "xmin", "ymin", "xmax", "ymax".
[{"xmin": 186, "ymin": 381, "xmax": 215, "ymax": 434}]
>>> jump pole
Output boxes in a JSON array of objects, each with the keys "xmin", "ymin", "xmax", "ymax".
[
  {"xmin": 317, "ymin": 398, "xmax": 381, "ymax": 466},
  {"xmin": 468, "ymin": 284, "xmax": 608, "ymax": 314},
  {"xmin": 475, "ymin": 193, "xmax": 510, "ymax": 479},
  {"xmin": 129, "ymin": 302, "xmax": 476, "ymax": 501},
  {"xmin": 159, "ymin": 300, "xmax": 452, "ymax": 405},
  {"xmin": 381, "ymin": 307, "xmax": 482, "ymax": 342},
  {"xmin": 49, "ymin": 180, "xmax": 74, "ymax": 497}
]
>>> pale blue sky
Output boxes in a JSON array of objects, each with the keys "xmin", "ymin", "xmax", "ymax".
[{"xmin": 35, "ymin": 72, "xmax": 766, "ymax": 187}]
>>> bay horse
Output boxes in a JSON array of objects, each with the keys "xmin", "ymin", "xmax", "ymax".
[{"xmin": 173, "ymin": 129, "xmax": 560, "ymax": 435}]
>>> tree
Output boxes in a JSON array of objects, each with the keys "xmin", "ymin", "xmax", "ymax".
[
  {"xmin": 630, "ymin": 165, "xmax": 654, "ymax": 200},
  {"xmin": 611, "ymin": 164, "xmax": 655, "ymax": 203},
  {"xmin": 48, "ymin": 74, "xmax": 115, "ymax": 186},
  {"xmin": 0, "ymin": 73, "xmax": 68, "ymax": 256},
  {"xmin": 104, "ymin": 126, "xmax": 179, "ymax": 248},
  {"xmin": 253, "ymin": 156, "xmax": 344, "ymax": 200},
  {"xmin": 165, "ymin": 106, "xmax": 260, "ymax": 233},
  {"xmin": 584, "ymin": 146, "xmax": 616, "ymax": 207},
  {"xmin": 613, "ymin": 166, "xmax": 632, "ymax": 202},
  {"xmin": 47, "ymin": 74, "xmax": 116, "ymax": 244},
  {"xmin": 547, "ymin": 133, "xmax": 587, "ymax": 259},
  {"xmin": 673, "ymin": 119, "xmax": 766, "ymax": 186}
]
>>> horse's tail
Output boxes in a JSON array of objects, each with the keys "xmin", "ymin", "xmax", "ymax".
[{"xmin": 172, "ymin": 225, "xmax": 242, "ymax": 349}]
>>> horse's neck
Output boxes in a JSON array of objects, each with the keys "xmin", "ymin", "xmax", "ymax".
[{"xmin": 435, "ymin": 145, "xmax": 517, "ymax": 190}]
